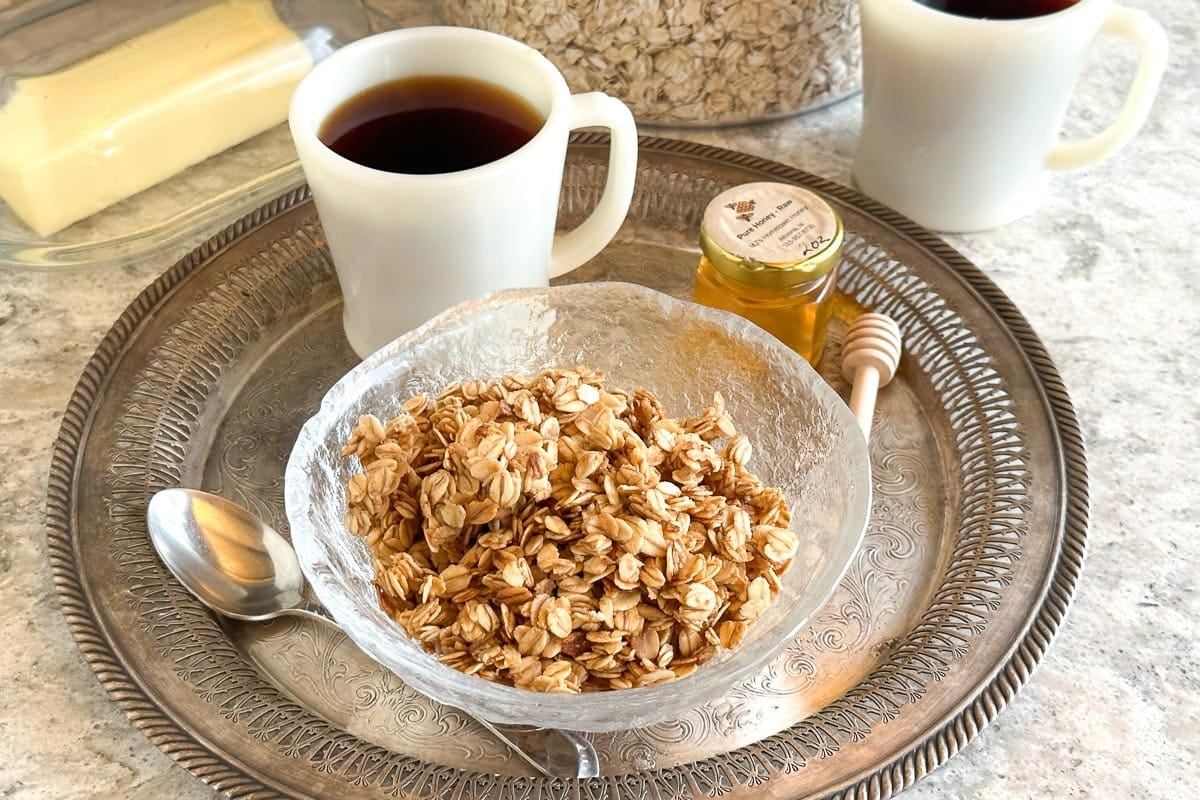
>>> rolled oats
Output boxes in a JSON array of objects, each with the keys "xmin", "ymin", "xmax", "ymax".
[
  {"xmin": 343, "ymin": 367, "xmax": 797, "ymax": 692},
  {"xmin": 437, "ymin": 0, "xmax": 860, "ymax": 125}
]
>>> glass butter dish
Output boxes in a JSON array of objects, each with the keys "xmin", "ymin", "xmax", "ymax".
[{"xmin": 0, "ymin": 0, "xmax": 430, "ymax": 270}]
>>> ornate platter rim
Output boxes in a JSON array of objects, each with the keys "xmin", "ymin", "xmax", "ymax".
[{"xmin": 46, "ymin": 134, "xmax": 1089, "ymax": 800}]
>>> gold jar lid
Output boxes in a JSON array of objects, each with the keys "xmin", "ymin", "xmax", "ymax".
[{"xmin": 699, "ymin": 182, "xmax": 844, "ymax": 290}]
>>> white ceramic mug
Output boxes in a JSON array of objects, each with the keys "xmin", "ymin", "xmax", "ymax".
[
  {"xmin": 289, "ymin": 27, "xmax": 638, "ymax": 358},
  {"xmin": 853, "ymin": 0, "xmax": 1167, "ymax": 233}
]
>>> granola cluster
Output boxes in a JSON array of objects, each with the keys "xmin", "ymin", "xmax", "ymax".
[{"xmin": 342, "ymin": 367, "xmax": 796, "ymax": 693}]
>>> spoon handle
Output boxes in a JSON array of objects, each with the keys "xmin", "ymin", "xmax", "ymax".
[
  {"xmin": 472, "ymin": 724, "xmax": 595, "ymax": 777},
  {"xmin": 290, "ymin": 599, "xmax": 338, "ymax": 625},
  {"xmin": 482, "ymin": 723, "xmax": 602, "ymax": 779}
]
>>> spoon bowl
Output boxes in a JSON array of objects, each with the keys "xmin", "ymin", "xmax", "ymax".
[{"xmin": 146, "ymin": 488, "xmax": 320, "ymax": 622}]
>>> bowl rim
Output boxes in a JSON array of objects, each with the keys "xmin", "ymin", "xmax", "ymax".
[{"xmin": 285, "ymin": 282, "xmax": 870, "ymax": 730}]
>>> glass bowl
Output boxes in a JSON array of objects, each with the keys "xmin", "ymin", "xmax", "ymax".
[{"xmin": 285, "ymin": 282, "xmax": 870, "ymax": 732}]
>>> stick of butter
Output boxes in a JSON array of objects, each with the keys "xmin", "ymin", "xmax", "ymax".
[{"xmin": 0, "ymin": 0, "xmax": 313, "ymax": 237}]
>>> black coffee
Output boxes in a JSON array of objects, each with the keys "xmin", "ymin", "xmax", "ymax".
[
  {"xmin": 918, "ymin": 0, "xmax": 1078, "ymax": 19},
  {"xmin": 318, "ymin": 75, "xmax": 544, "ymax": 174}
]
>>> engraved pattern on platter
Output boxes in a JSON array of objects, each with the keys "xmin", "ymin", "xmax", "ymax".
[
  {"xmin": 204, "ymin": 304, "xmax": 355, "ymax": 533},
  {"xmin": 107, "ymin": 217, "xmax": 334, "ymax": 657},
  {"xmin": 240, "ymin": 617, "xmax": 520, "ymax": 771}
]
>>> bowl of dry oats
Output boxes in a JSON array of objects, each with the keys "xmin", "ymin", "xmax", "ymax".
[{"xmin": 285, "ymin": 282, "xmax": 869, "ymax": 731}]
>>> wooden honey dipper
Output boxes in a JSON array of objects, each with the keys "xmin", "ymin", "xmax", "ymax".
[{"xmin": 840, "ymin": 313, "xmax": 903, "ymax": 443}]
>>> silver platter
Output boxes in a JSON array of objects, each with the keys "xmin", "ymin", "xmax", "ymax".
[{"xmin": 47, "ymin": 135, "xmax": 1088, "ymax": 800}]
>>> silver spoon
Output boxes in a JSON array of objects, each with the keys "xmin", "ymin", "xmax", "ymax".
[{"xmin": 146, "ymin": 487, "xmax": 600, "ymax": 780}]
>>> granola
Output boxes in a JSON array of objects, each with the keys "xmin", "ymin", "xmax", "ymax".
[{"xmin": 342, "ymin": 366, "xmax": 797, "ymax": 692}]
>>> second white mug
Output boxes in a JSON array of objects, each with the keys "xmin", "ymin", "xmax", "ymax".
[
  {"xmin": 853, "ymin": 0, "xmax": 1166, "ymax": 233},
  {"xmin": 289, "ymin": 27, "xmax": 638, "ymax": 358}
]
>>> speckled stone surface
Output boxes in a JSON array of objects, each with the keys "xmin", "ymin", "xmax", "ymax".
[{"xmin": 1, "ymin": 0, "xmax": 1197, "ymax": 798}]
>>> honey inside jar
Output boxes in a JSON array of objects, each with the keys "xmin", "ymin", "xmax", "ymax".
[{"xmin": 691, "ymin": 182, "xmax": 844, "ymax": 366}]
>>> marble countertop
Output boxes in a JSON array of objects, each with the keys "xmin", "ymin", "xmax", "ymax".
[{"xmin": 1, "ymin": 1, "xmax": 1196, "ymax": 797}]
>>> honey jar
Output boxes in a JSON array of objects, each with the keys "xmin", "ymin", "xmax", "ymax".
[{"xmin": 692, "ymin": 182, "xmax": 844, "ymax": 366}]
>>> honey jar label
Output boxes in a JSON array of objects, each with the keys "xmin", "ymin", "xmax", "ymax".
[{"xmin": 702, "ymin": 182, "xmax": 839, "ymax": 266}]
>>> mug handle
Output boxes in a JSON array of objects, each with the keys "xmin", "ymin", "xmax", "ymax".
[
  {"xmin": 548, "ymin": 93, "xmax": 638, "ymax": 278},
  {"xmin": 1045, "ymin": 6, "xmax": 1167, "ymax": 171}
]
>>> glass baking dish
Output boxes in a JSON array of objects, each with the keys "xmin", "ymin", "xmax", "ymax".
[{"xmin": 0, "ymin": 0, "xmax": 434, "ymax": 270}]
